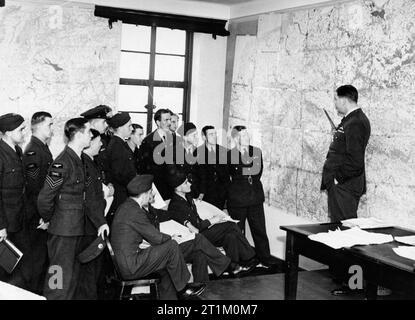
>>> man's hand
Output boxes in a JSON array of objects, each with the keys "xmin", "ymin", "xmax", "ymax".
[
  {"xmin": 187, "ymin": 223, "xmax": 199, "ymax": 234},
  {"xmin": 0, "ymin": 228, "xmax": 7, "ymax": 242},
  {"xmin": 172, "ymin": 234, "xmax": 183, "ymax": 243},
  {"xmin": 37, "ymin": 218, "xmax": 49, "ymax": 230},
  {"xmin": 98, "ymin": 224, "xmax": 110, "ymax": 240},
  {"xmin": 197, "ymin": 193, "xmax": 204, "ymax": 201}
]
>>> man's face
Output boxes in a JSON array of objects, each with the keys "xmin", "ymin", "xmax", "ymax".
[
  {"xmin": 157, "ymin": 112, "xmax": 171, "ymax": 132},
  {"xmin": 92, "ymin": 118, "xmax": 108, "ymax": 134},
  {"xmin": 38, "ymin": 117, "xmax": 53, "ymax": 141},
  {"xmin": 170, "ymin": 115, "xmax": 179, "ymax": 132},
  {"xmin": 79, "ymin": 123, "xmax": 92, "ymax": 148},
  {"xmin": 239, "ymin": 129, "xmax": 250, "ymax": 146},
  {"xmin": 177, "ymin": 179, "xmax": 192, "ymax": 193},
  {"xmin": 131, "ymin": 128, "xmax": 144, "ymax": 147},
  {"xmin": 205, "ymin": 129, "xmax": 217, "ymax": 145},
  {"xmin": 185, "ymin": 130, "xmax": 199, "ymax": 147},
  {"xmin": 9, "ymin": 122, "xmax": 26, "ymax": 145},
  {"xmin": 334, "ymin": 95, "xmax": 347, "ymax": 116},
  {"xmin": 87, "ymin": 136, "xmax": 102, "ymax": 157},
  {"xmin": 148, "ymin": 189, "xmax": 155, "ymax": 204},
  {"xmin": 119, "ymin": 120, "xmax": 133, "ymax": 139}
]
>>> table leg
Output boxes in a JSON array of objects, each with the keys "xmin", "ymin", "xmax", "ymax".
[{"xmin": 284, "ymin": 232, "xmax": 299, "ymax": 300}]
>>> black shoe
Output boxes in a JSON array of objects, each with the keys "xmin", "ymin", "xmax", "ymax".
[
  {"xmin": 259, "ymin": 256, "xmax": 281, "ymax": 267},
  {"xmin": 178, "ymin": 283, "xmax": 206, "ymax": 299}
]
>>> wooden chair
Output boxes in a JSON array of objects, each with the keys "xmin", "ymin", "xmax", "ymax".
[{"xmin": 105, "ymin": 238, "xmax": 160, "ymax": 300}]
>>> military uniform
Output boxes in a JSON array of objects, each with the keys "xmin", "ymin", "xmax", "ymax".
[
  {"xmin": 22, "ymin": 136, "xmax": 53, "ymax": 293},
  {"xmin": 111, "ymin": 198, "xmax": 190, "ymax": 300},
  {"xmin": 0, "ymin": 139, "xmax": 29, "ymax": 287},
  {"xmin": 37, "ymin": 146, "xmax": 87, "ymax": 300},
  {"xmin": 169, "ymin": 193, "xmax": 255, "ymax": 266},
  {"xmin": 321, "ymin": 108, "xmax": 371, "ymax": 222},
  {"xmin": 197, "ymin": 144, "xmax": 230, "ymax": 210},
  {"xmin": 227, "ymin": 146, "xmax": 273, "ymax": 265},
  {"xmin": 105, "ymin": 135, "xmax": 137, "ymax": 217}
]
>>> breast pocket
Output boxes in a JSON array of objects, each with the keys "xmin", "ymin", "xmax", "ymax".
[{"xmin": 3, "ymin": 167, "xmax": 24, "ymax": 189}]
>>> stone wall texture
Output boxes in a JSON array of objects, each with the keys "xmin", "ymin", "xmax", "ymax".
[
  {"xmin": 0, "ymin": 3, "xmax": 121, "ymax": 156},
  {"xmin": 227, "ymin": 0, "xmax": 415, "ymax": 227}
]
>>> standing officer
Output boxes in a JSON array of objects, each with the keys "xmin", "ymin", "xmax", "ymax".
[
  {"xmin": 0, "ymin": 113, "xmax": 28, "ymax": 287},
  {"xmin": 38, "ymin": 118, "xmax": 98, "ymax": 300},
  {"xmin": 227, "ymin": 126, "xmax": 279, "ymax": 267},
  {"xmin": 80, "ymin": 105, "xmax": 113, "ymax": 184},
  {"xmin": 197, "ymin": 125, "xmax": 230, "ymax": 210},
  {"xmin": 22, "ymin": 112, "xmax": 54, "ymax": 294},
  {"xmin": 321, "ymin": 85, "xmax": 371, "ymax": 222}
]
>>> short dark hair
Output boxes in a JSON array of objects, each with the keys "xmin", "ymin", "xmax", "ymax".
[
  {"xmin": 31, "ymin": 111, "xmax": 52, "ymax": 127},
  {"xmin": 64, "ymin": 118, "xmax": 89, "ymax": 141},
  {"xmin": 154, "ymin": 108, "xmax": 170, "ymax": 123},
  {"xmin": 90, "ymin": 128, "xmax": 101, "ymax": 140},
  {"xmin": 336, "ymin": 85, "xmax": 358, "ymax": 103},
  {"xmin": 231, "ymin": 125, "xmax": 247, "ymax": 138},
  {"xmin": 201, "ymin": 125, "xmax": 215, "ymax": 137},
  {"xmin": 132, "ymin": 123, "xmax": 143, "ymax": 134}
]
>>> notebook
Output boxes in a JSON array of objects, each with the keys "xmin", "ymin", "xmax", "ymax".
[{"xmin": 0, "ymin": 239, "xmax": 23, "ymax": 274}]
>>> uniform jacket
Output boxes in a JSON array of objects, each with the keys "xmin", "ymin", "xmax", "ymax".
[
  {"xmin": 0, "ymin": 139, "xmax": 26, "ymax": 233},
  {"xmin": 168, "ymin": 193, "xmax": 212, "ymax": 232},
  {"xmin": 23, "ymin": 136, "xmax": 53, "ymax": 227},
  {"xmin": 82, "ymin": 153, "xmax": 107, "ymax": 236},
  {"xmin": 106, "ymin": 135, "xmax": 137, "ymax": 212},
  {"xmin": 137, "ymin": 130, "xmax": 173, "ymax": 200},
  {"xmin": 197, "ymin": 144, "xmax": 230, "ymax": 209},
  {"xmin": 110, "ymin": 198, "xmax": 171, "ymax": 277},
  {"xmin": 94, "ymin": 133, "xmax": 110, "ymax": 184},
  {"xmin": 37, "ymin": 146, "xmax": 86, "ymax": 236},
  {"xmin": 227, "ymin": 145, "xmax": 265, "ymax": 208},
  {"xmin": 321, "ymin": 108, "xmax": 371, "ymax": 195}
]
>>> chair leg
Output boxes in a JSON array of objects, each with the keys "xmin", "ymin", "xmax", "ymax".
[
  {"xmin": 154, "ymin": 283, "xmax": 160, "ymax": 300},
  {"xmin": 119, "ymin": 283, "xmax": 125, "ymax": 300}
]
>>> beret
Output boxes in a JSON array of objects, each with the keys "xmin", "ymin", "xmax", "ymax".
[
  {"xmin": 107, "ymin": 112, "xmax": 131, "ymax": 129},
  {"xmin": 127, "ymin": 174, "xmax": 153, "ymax": 196},
  {"xmin": 167, "ymin": 170, "xmax": 187, "ymax": 189},
  {"xmin": 0, "ymin": 113, "xmax": 24, "ymax": 133},
  {"xmin": 81, "ymin": 105, "xmax": 113, "ymax": 120},
  {"xmin": 78, "ymin": 236, "xmax": 106, "ymax": 264},
  {"xmin": 177, "ymin": 122, "xmax": 196, "ymax": 137}
]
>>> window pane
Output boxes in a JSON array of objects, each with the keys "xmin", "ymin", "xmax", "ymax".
[
  {"xmin": 121, "ymin": 24, "xmax": 151, "ymax": 52},
  {"xmin": 153, "ymin": 87, "xmax": 183, "ymax": 114},
  {"xmin": 128, "ymin": 113, "xmax": 148, "ymax": 129},
  {"xmin": 118, "ymin": 85, "xmax": 149, "ymax": 110},
  {"xmin": 156, "ymin": 28, "xmax": 186, "ymax": 55},
  {"xmin": 154, "ymin": 55, "xmax": 185, "ymax": 81},
  {"xmin": 120, "ymin": 52, "xmax": 150, "ymax": 79}
]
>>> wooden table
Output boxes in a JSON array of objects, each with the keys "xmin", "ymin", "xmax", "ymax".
[{"xmin": 281, "ymin": 223, "xmax": 415, "ymax": 300}]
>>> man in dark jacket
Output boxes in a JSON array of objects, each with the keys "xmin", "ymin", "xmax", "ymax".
[
  {"xmin": 196, "ymin": 125, "xmax": 230, "ymax": 210},
  {"xmin": 0, "ymin": 113, "xmax": 29, "ymax": 287},
  {"xmin": 227, "ymin": 126, "xmax": 279, "ymax": 267},
  {"xmin": 110, "ymin": 175, "xmax": 206, "ymax": 300},
  {"xmin": 321, "ymin": 85, "xmax": 371, "ymax": 222},
  {"xmin": 168, "ymin": 171, "xmax": 257, "ymax": 272},
  {"xmin": 22, "ymin": 112, "xmax": 54, "ymax": 294}
]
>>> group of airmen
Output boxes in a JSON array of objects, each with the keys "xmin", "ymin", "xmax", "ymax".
[{"xmin": 0, "ymin": 105, "xmax": 279, "ymax": 300}]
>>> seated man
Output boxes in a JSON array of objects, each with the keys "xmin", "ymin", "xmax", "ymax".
[
  {"xmin": 110, "ymin": 174, "xmax": 205, "ymax": 300},
  {"xmin": 168, "ymin": 171, "xmax": 257, "ymax": 272}
]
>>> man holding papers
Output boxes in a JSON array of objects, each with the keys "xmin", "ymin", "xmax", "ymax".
[{"xmin": 168, "ymin": 170, "xmax": 257, "ymax": 273}]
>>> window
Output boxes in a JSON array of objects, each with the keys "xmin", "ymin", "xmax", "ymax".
[{"xmin": 118, "ymin": 24, "xmax": 193, "ymax": 134}]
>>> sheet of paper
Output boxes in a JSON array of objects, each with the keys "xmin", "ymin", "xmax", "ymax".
[
  {"xmin": 194, "ymin": 200, "xmax": 239, "ymax": 223},
  {"xmin": 152, "ymin": 183, "xmax": 167, "ymax": 209},
  {"xmin": 0, "ymin": 281, "xmax": 46, "ymax": 300},
  {"xmin": 393, "ymin": 246, "xmax": 415, "ymax": 261},
  {"xmin": 308, "ymin": 227, "xmax": 394, "ymax": 250},
  {"xmin": 159, "ymin": 220, "xmax": 195, "ymax": 244},
  {"xmin": 341, "ymin": 217, "xmax": 394, "ymax": 229},
  {"xmin": 102, "ymin": 183, "xmax": 113, "ymax": 217},
  {"xmin": 394, "ymin": 235, "xmax": 415, "ymax": 246}
]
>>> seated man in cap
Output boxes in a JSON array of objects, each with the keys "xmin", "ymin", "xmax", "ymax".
[
  {"xmin": 111, "ymin": 174, "xmax": 206, "ymax": 300},
  {"xmin": 105, "ymin": 112, "xmax": 136, "ymax": 219},
  {"xmin": 0, "ymin": 113, "xmax": 29, "ymax": 287},
  {"xmin": 168, "ymin": 171, "xmax": 257, "ymax": 274}
]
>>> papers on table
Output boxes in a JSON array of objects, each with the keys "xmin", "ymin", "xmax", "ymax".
[
  {"xmin": 393, "ymin": 246, "xmax": 415, "ymax": 261},
  {"xmin": 194, "ymin": 200, "xmax": 239, "ymax": 224},
  {"xmin": 102, "ymin": 183, "xmax": 113, "ymax": 217},
  {"xmin": 341, "ymin": 217, "xmax": 394, "ymax": 229},
  {"xmin": 394, "ymin": 235, "xmax": 415, "ymax": 246},
  {"xmin": 0, "ymin": 281, "xmax": 46, "ymax": 300},
  {"xmin": 159, "ymin": 220, "xmax": 195, "ymax": 244},
  {"xmin": 151, "ymin": 183, "xmax": 167, "ymax": 209},
  {"xmin": 308, "ymin": 227, "xmax": 394, "ymax": 250}
]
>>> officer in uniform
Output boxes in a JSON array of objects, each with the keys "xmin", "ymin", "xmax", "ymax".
[
  {"xmin": 37, "ymin": 118, "xmax": 96, "ymax": 300},
  {"xmin": 80, "ymin": 105, "xmax": 113, "ymax": 184},
  {"xmin": 227, "ymin": 126, "xmax": 279, "ymax": 267},
  {"xmin": 22, "ymin": 112, "xmax": 54, "ymax": 294},
  {"xmin": 105, "ymin": 112, "xmax": 135, "ymax": 217},
  {"xmin": 110, "ymin": 174, "xmax": 206, "ymax": 300},
  {"xmin": 78, "ymin": 129, "xmax": 110, "ymax": 300},
  {"xmin": 197, "ymin": 125, "xmax": 230, "ymax": 210},
  {"xmin": 321, "ymin": 85, "xmax": 371, "ymax": 222},
  {"xmin": 0, "ymin": 113, "xmax": 29, "ymax": 287}
]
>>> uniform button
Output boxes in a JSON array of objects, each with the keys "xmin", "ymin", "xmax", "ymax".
[{"xmin": 77, "ymin": 180, "xmax": 80, "ymax": 183}]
